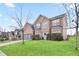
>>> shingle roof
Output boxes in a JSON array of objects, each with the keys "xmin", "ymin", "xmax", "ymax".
[
  {"xmin": 49, "ymin": 13, "xmax": 67, "ymax": 20},
  {"xmin": 23, "ymin": 13, "xmax": 67, "ymax": 29}
]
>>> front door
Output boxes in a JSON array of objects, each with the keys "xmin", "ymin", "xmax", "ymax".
[{"xmin": 43, "ymin": 33, "xmax": 47, "ymax": 39}]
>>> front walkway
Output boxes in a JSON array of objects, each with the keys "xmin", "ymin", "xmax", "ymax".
[{"xmin": 0, "ymin": 40, "xmax": 23, "ymax": 56}]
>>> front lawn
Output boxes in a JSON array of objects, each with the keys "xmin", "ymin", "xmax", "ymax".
[{"xmin": 0, "ymin": 37, "xmax": 79, "ymax": 56}]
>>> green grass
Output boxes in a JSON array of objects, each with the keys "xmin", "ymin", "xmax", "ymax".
[{"xmin": 0, "ymin": 37, "xmax": 79, "ymax": 56}]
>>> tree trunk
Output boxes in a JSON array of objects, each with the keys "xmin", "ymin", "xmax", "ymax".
[
  {"xmin": 21, "ymin": 29, "xmax": 24, "ymax": 44},
  {"xmin": 75, "ymin": 3, "xmax": 78, "ymax": 50},
  {"xmin": 75, "ymin": 25, "xmax": 78, "ymax": 50},
  {"xmin": 22, "ymin": 30, "xmax": 24, "ymax": 44},
  {"xmin": 32, "ymin": 25, "xmax": 35, "ymax": 40},
  {"xmin": 49, "ymin": 20, "xmax": 52, "ymax": 40}
]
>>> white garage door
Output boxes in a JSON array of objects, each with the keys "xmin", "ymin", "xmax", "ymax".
[{"xmin": 24, "ymin": 34, "xmax": 32, "ymax": 40}]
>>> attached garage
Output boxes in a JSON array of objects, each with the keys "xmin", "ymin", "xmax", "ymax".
[
  {"xmin": 24, "ymin": 34, "xmax": 32, "ymax": 40},
  {"xmin": 23, "ymin": 23, "xmax": 33, "ymax": 40}
]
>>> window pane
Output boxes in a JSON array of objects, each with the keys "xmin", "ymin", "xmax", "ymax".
[{"xmin": 52, "ymin": 20, "xmax": 60, "ymax": 26}]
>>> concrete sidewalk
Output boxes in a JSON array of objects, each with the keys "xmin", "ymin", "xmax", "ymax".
[
  {"xmin": 0, "ymin": 50, "xmax": 6, "ymax": 56},
  {"xmin": 0, "ymin": 40, "xmax": 23, "ymax": 47}
]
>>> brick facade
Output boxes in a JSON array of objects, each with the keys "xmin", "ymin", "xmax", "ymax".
[
  {"xmin": 23, "ymin": 13, "xmax": 67, "ymax": 40},
  {"xmin": 23, "ymin": 23, "xmax": 33, "ymax": 40}
]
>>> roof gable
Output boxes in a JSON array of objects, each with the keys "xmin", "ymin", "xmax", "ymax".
[
  {"xmin": 34, "ymin": 14, "xmax": 48, "ymax": 25},
  {"xmin": 23, "ymin": 22, "xmax": 33, "ymax": 30}
]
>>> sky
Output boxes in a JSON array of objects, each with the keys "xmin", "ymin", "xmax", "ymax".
[{"xmin": 0, "ymin": 3, "xmax": 76, "ymax": 35}]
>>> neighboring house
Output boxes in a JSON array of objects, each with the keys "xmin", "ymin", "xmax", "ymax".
[
  {"xmin": 8, "ymin": 31, "xmax": 16, "ymax": 40},
  {"xmin": 24, "ymin": 13, "xmax": 67, "ymax": 40},
  {"xmin": 8, "ymin": 29, "xmax": 23, "ymax": 40},
  {"xmin": 23, "ymin": 23, "xmax": 33, "ymax": 40},
  {"xmin": 14, "ymin": 29, "xmax": 21, "ymax": 39}
]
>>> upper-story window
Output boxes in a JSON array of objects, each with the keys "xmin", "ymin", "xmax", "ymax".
[
  {"xmin": 36, "ymin": 23, "xmax": 40, "ymax": 28},
  {"xmin": 52, "ymin": 19, "xmax": 60, "ymax": 26},
  {"xmin": 42, "ymin": 21, "xmax": 48, "ymax": 29}
]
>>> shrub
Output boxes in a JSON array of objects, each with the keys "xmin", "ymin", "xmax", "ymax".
[
  {"xmin": 47, "ymin": 33, "xmax": 63, "ymax": 41},
  {"xmin": 11, "ymin": 38, "xmax": 17, "ymax": 41},
  {"xmin": 32, "ymin": 34, "xmax": 42, "ymax": 40}
]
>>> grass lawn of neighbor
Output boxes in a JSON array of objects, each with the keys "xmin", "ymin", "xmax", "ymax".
[{"xmin": 0, "ymin": 37, "xmax": 79, "ymax": 56}]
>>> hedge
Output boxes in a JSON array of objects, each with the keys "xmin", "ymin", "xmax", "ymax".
[{"xmin": 47, "ymin": 33, "xmax": 63, "ymax": 41}]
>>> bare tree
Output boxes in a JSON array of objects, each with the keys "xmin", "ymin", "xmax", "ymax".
[
  {"xmin": 63, "ymin": 3, "xmax": 76, "ymax": 28},
  {"xmin": 8, "ymin": 5, "xmax": 31, "ymax": 44},
  {"xmin": 63, "ymin": 3, "xmax": 79, "ymax": 50},
  {"xmin": 74, "ymin": 3, "xmax": 79, "ymax": 50},
  {"xmin": 9, "ymin": 7, "xmax": 24, "ymax": 44}
]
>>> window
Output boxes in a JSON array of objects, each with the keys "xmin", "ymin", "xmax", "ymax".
[
  {"xmin": 52, "ymin": 19, "xmax": 60, "ymax": 26},
  {"xmin": 42, "ymin": 21, "xmax": 48, "ymax": 29},
  {"xmin": 36, "ymin": 24, "xmax": 40, "ymax": 28}
]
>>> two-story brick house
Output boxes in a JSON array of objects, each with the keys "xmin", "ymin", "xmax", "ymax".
[{"xmin": 23, "ymin": 13, "xmax": 67, "ymax": 40}]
